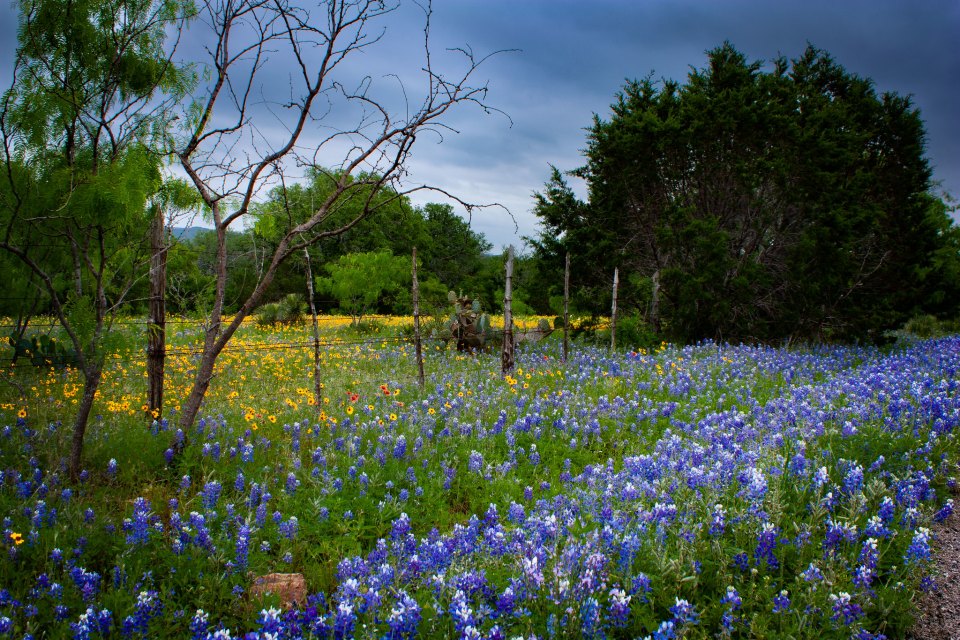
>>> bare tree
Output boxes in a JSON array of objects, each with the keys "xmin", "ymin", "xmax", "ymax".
[{"xmin": 173, "ymin": 0, "xmax": 508, "ymax": 435}]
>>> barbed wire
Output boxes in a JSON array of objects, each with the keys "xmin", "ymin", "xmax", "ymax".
[
  {"xmin": 0, "ymin": 313, "xmax": 428, "ymax": 329},
  {"xmin": 0, "ymin": 337, "xmax": 517, "ymax": 410}
]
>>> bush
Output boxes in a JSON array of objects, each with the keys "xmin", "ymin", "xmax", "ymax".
[
  {"xmin": 277, "ymin": 294, "xmax": 305, "ymax": 325},
  {"xmin": 613, "ymin": 312, "xmax": 659, "ymax": 350},
  {"xmin": 254, "ymin": 303, "xmax": 280, "ymax": 327},
  {"xmin": 254, "ymin": 294, "xmax": 305, "ymax": 327},
  {"xmin": 903, "ymin": 314, "xmax": 944, "ymax": 339}
]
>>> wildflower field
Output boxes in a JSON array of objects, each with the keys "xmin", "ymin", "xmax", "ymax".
[{"xmin": 0, "ymin": 318, "xmax": 958, "ymax": 639}]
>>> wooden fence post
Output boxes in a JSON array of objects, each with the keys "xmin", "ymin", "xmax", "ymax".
[
  {"xmin": 412, "ymin": 247, "xmax": 425, "ymax": 387},
  {"xmin": 501, "ymin": 245, "xmax": 515, "ymax": 374},
  {"xmin": 303, "ymin": 248, "xmax": 322, "ymax": 411},
  {"xmin": 563, "ymin": 252, "xmax": 570, "ymax": 362},
  {"xmin": 610, "ymin": 267, "xmax": 619, "ymax": 351}
]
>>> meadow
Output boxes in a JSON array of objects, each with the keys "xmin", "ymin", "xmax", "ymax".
[{"xmin": 0, "ymin": 317, "xmax": 958, "ymax": 639}]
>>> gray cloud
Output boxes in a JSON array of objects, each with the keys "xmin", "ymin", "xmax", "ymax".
[{"xmin": 2, "ymin": 0, "xmax": 956, "ymax": 249}]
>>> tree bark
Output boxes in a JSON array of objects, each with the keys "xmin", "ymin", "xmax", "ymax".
[{"xmin": 69, "ymin": 362, "xmax": 103, "ymax": 479}]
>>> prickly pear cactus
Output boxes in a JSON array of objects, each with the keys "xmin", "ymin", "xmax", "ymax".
[{"xmin": 447, "ymin": 292, "xmax": 493, "ymax": 352}]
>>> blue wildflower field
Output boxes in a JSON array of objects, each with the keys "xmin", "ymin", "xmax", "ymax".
[{"xmin": 1, "ymin": 336, "xmax": 958, "ymax": 639}]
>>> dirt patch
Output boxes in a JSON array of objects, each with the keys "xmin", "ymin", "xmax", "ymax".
[{"xmin": 909, "ymin": 507, "xmax": 960, "ymax": 640}]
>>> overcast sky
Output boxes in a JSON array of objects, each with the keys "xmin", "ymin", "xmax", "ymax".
[{"xmin": 2, "ymin": 0, "xmax": 958, "ymax": 249}]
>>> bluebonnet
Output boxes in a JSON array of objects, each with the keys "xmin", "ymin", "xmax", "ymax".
[
  {"xmin": 608, "ymin": 588, "xmax": 631, "ymax": 628},
  {"xmin": 234, "ymin": 524, "xmax": 250, "ymax": 572},
  {"xmin": 189, "ymin": 609, "xmax": 208, "ymax": 640},
  {"xmin": 904, "ymin": 527, "xmax": 932, "ymax": 565},
  {"xmin": 708, "ymin": 503, "xmax": 726, "ymax": 537},
  {"xmin": 754, "ymin": 522, "xmax": 779, "ymax": 569},
  {"xmin": 123, "ymin": 498, "xmax": 152, "ymax": 547},
  {"xmin": 69, "ymin": 606, "xmax": 112, "ymax": 639},
  {"xmin": 829, "ymin": 592, "xmax": 863, "ymax": 625},
  {"xmin": 201, "ymin": 481, "xmax": 222, "ymax": 509},
  {"xmin": 279, "ymin": 516, "xmax": 299, "ymax": 540},
  {"xmin": 393, "ymin": 435, "xmax": 407, "ymax": 460},
  {"xmin": 933, "ymin": 499, "xmax": 954, "ymax": 523},
  {"xmin": 669, "ymin": 597, "xmax": 698, "ymax": 625},
  {"xmin": 800, "ymin": 563, "xmax": 825, "ymax": 585},
  {"xmin": 121, "ymin": 590, "xmax": 161, "ymax": 636},
  {"xmin": 772, "ymin": 590, "xmax": 791, "ymax": 613},
  {"xmin": 285, "ymin": 472, "xmax": 300, "ymax": 495}
]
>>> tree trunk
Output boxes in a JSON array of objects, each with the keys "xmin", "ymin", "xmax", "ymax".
[
  {"xmin": 69, "ymin": 362, "xmax": 104, "ymax": 479},
  {"xmin": 177, "ymin": 232, "xmax": 292, "ymax": 434},
  {"xmin": 177, "ymin": 347, "xmax": 217, "ymax": 436},
  {"xmin": 178, "ymin": 222, "xmax": 230, "ymax": 435},
  {"xmin": 146, "ymin": 206, "xmax": 166, "ymax": 418}
]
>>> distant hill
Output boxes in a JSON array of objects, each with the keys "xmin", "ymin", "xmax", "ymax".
[{"xmin": 170, "ymin": 226, "xmax": 211, "ymax": 242}]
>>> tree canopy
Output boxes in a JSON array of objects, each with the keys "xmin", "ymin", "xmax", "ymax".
[{"xmin": 531, "ymin": 42, "xmax": 959, "ymax": 343}]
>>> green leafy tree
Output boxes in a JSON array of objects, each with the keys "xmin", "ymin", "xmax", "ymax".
[
  {"xmin": 0, "ymin": 0, "xmax": 193, "ymax": 475},
  {"xmin": 316, "ymin": 250, "xmax": 410, "ymax": 325},
  {"xmin": 418, "ymin": 203, "xmax": 492, "ymax": 290}
]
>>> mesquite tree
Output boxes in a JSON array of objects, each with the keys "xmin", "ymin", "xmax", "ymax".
[
  {"xmin": 0, "ymin": 0, "xmax": 194, "ymax": 477},
  {"xmin": 173, "ymin": 0, "xmax": 507, "ymax": 435}
]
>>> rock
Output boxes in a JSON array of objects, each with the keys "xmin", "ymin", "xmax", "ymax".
[{"xmin": 249, "ymin": 573, "xmax": 307, "ymax": 609}]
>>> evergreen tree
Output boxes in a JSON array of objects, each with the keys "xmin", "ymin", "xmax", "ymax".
[{"xmin": 532, "ymin": 43, "xmax": 958, "ymax": 342}]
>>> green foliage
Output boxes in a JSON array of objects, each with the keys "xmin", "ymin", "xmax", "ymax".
[
  {"xmin": 530, "ymin": 42, "xmax": 958, "ymax": 343},
  {"xmin": 7, "ymin": 332, "xmax": 79, "ymax": 368},
  {"xmin": 610, "ymin": 313, "xmax": 659, "ymax": 351},
  {"xmin": 255, "ymin": 294, "xmax": 306, "ymax": 327},
  {"xmin": 315, "ymin": 250, "xmax": 410, "ymax": 324},
  {"xmin": 0, "ymin": 0, "xmax": 195, "ymax": 474},
  {"xmin": 903, "ymin": 315, "xmax": 945, "ymax": 339}
]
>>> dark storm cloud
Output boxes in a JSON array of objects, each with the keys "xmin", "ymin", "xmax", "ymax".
[
  {"xmin": 2, "ymin": 1, "xmax": 957, "ymax": 248},
  {"xmin": 401, "ymin": 0, "xmax": 960, "ymax": 247}
]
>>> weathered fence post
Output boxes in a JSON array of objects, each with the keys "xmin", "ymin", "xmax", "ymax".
[
  {"xmin": 501, "ymin": 245, "xmax": 515, "ymax": 374},
  {"xmin": 610, "ymin": 267, "xmax": 619, "ymax": 351},
  {"xmin": 563, "ymin": 252, "xmax": 570, "ymax": 363},
  {"xmin": 303, "ymin": 247, "xmax": 322, "ymax": 411},
  {"xmin": 412, "ymin": 247, "xmax": 425, "ymax": 387}
]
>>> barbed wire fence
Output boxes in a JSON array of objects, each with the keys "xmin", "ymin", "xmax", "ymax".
[
  {"xmin": 0, "ymin": 243, "xmax": 573, "ymax": 419},
  {"xmin": 0, "ymin": 314, "xmax": 555, "ymax": 421}
]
